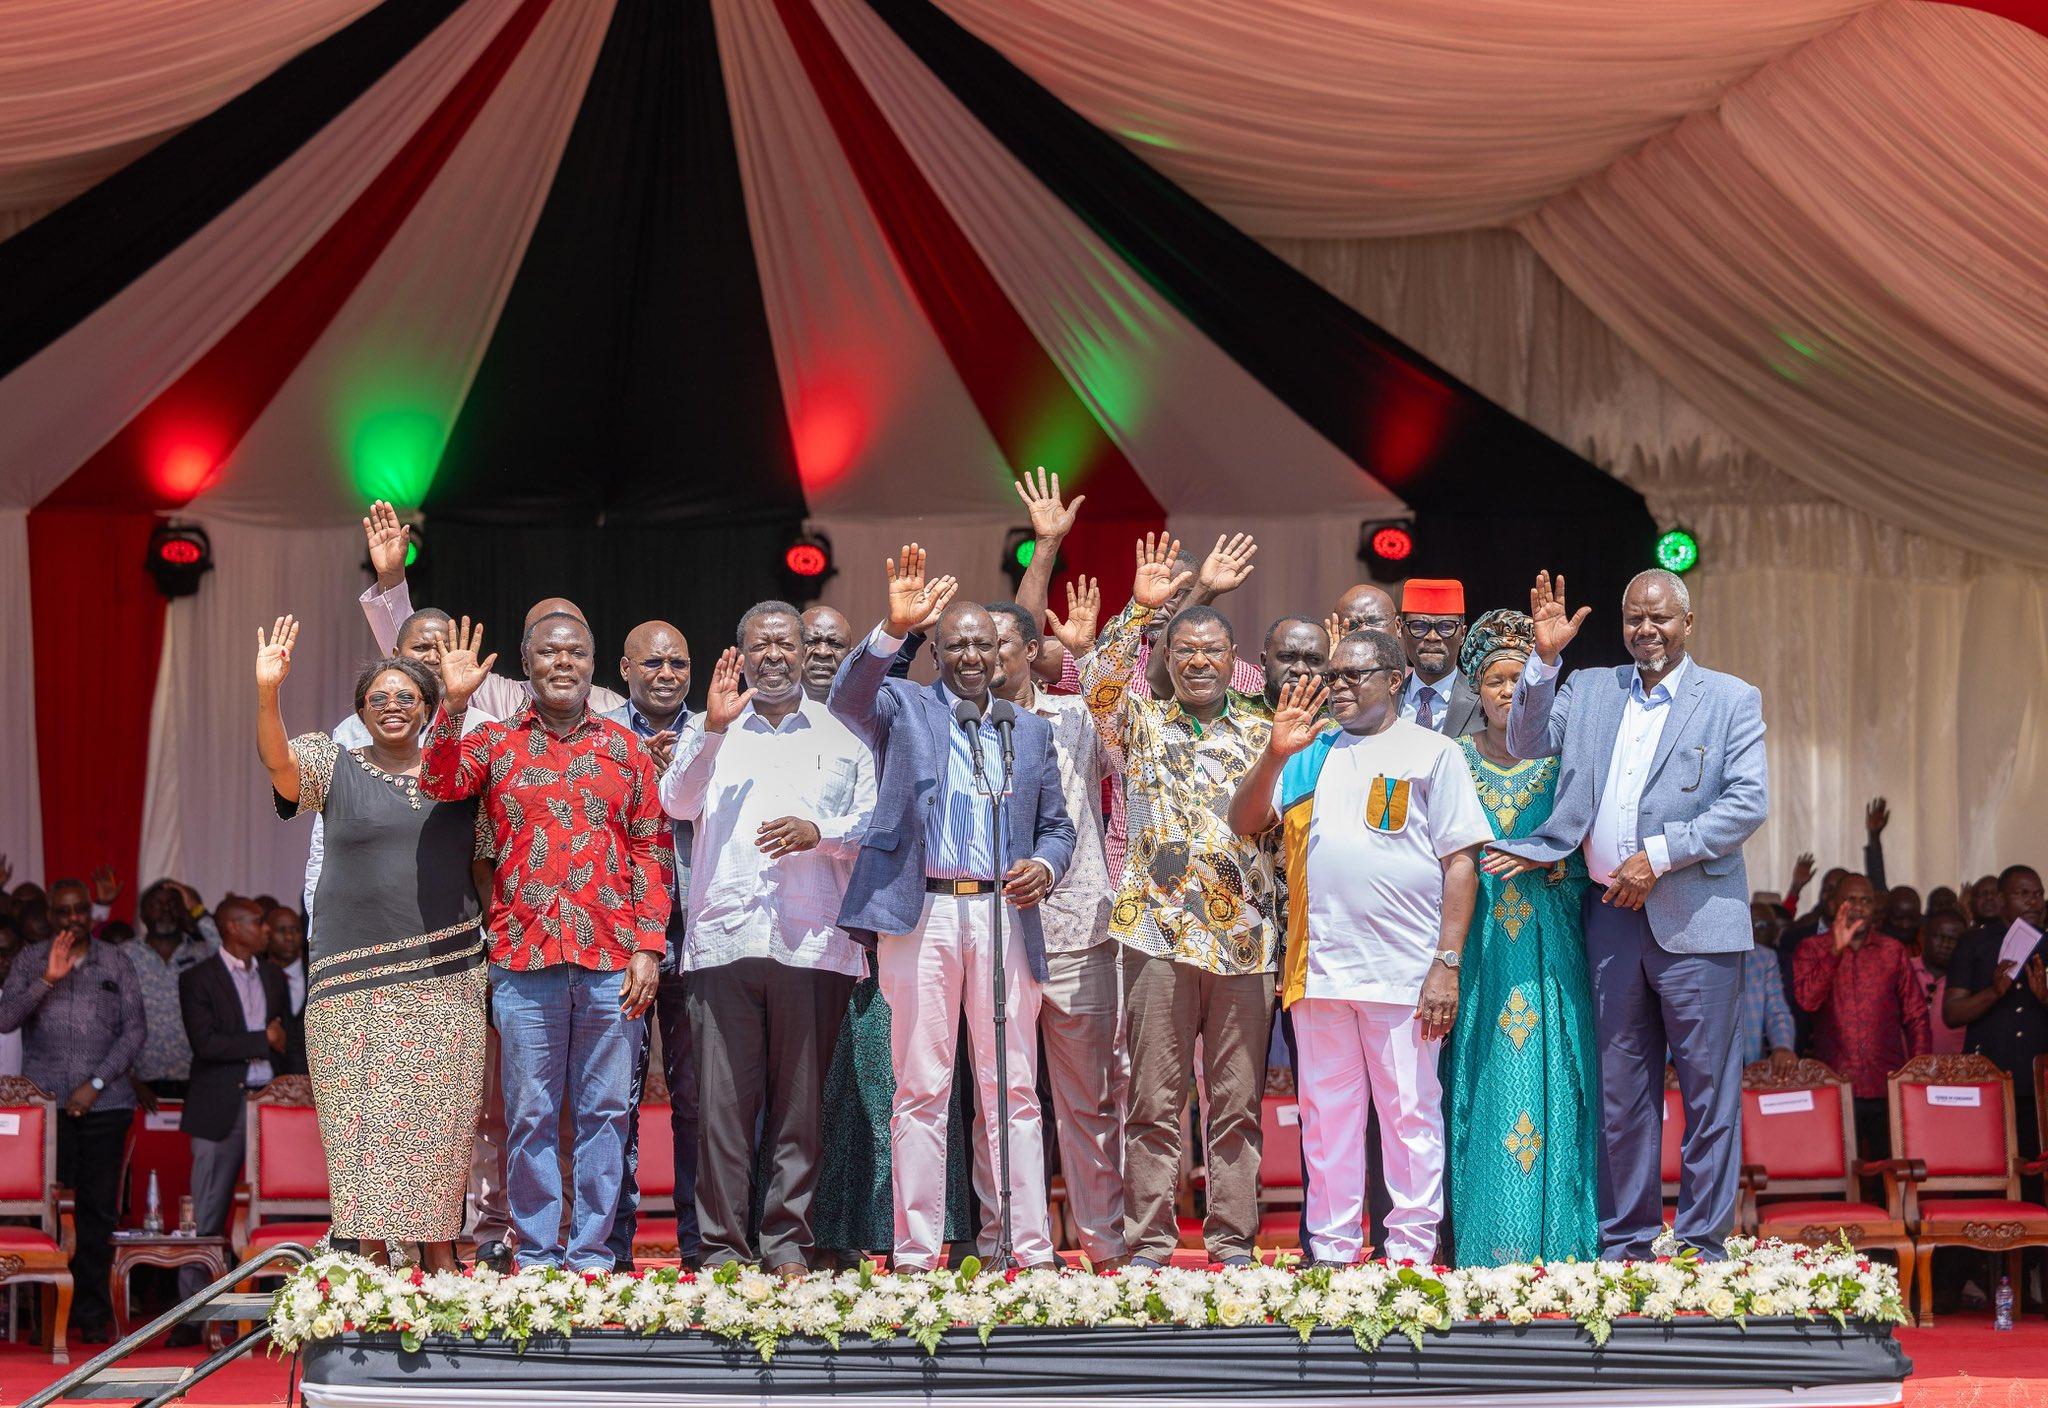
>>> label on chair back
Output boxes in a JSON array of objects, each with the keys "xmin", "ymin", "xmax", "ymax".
[
  {"xmin": 0, "ymin": 1114, "xmax": 17, "ymax": 1135},
  {"xmin": 1927, "ymin": 1086, "xmax": 1983, "ymax": 1107},
  {"xmin": 1757, "ymin": 1091, "xmax": 1814, "ymax": 1115}
]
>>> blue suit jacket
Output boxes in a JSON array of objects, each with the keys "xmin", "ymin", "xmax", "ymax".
[
  {"xmin": 1502, "ymin": 656, "xmax": 1767, "ymax": 954},
  {"xmin": 827, "ymin": 634, "xmax": 1076, "ymax": 981}
]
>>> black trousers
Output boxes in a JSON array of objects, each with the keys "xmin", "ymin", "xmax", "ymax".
[
  {"xmin": 688, "ymin": 959, "xmax": 852, "ymax": 1268},
  {"xmin": 605, "ymin": 972, "xmax": 699, "ymax": 1268},
  {"xmin": 58, "ymin": 1107, "xmax": 131, "ymax": 1330}
]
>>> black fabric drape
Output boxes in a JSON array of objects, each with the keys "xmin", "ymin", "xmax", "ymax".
[
  {"xmin": 860, "ymin": 0, "xmax": 1658, "ymax": 658},
  {"xmin": 416, "ymin": 518, "xmax": 801, "ymax": 713},
  {"xmin": 425, "ymin": 0, "xmax": 805, "ymax": 527},
  {"xmin": 0, "ymin": 0, "xmax": 466, "ymax": 378}
]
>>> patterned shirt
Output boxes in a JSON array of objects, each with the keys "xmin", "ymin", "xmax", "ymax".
[
  {"xmin": 0, "ymin": 937, "xmax": 146, "ymax": 1110},
  {"xmin": 422, "ymin": 701, "xmax": 673, "ymax": 972},
  {"xmin": 1794, "ymin": 929, "xmax": 1931, "ymax": 1098},
  {"xmin": 124, "ymin": 934, "xmax": 218, "ymax": 1082},
  {"xmin": 1082, "ymin": 602, "xmax": 1277, "ymax": 975},
  {"xmin": 1737, "ymin": 944, "xmax": 1797, "ymax": 1064}
]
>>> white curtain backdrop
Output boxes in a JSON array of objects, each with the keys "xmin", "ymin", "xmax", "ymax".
[
  {"xmin": 138, "ymin": 520, "xmax": 369, "ymax": 905},
  {"xmin": 1264, "ymin": 227, "xmax": 2048, "ymax": 891},
  {"xmin": 0, "ymin": 509, "xmax": 44, "ymax": 887},
  {"xmin": 0, "ymin": 0, "xmax": 378, "ymax": 229}
]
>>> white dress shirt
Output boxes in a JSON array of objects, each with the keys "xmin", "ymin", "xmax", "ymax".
[
  {"xmin": 217, "ymin": 948, "xmax": 274, "ymax": 1087},
  {"xmin": 659, "ymin": 698, "xmax": 876, "ymax": 976},
  {"xmin": 1400, "ymin": 668, "xmax": 1456, "ymax": 731},
  {"xmin": 1521, "ymin": 652, "xmax": 1688, "ymax": 885}
]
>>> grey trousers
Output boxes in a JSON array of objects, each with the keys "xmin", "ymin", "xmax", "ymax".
[
  {"xmin": 687, "ymin": 957, "xmax": 852, "ymax": 1268},
  {"xmin": 1584, "ymin": 892, "xmax": 1744, "ymax": 1260},
  {"xmin": 180, "ymin": 1102, "xmax": 245, "ymax": 1297}
]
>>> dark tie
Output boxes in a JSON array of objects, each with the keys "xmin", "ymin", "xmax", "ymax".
[{"xmin": 1417, "ymin": 686, "xmax": 1437, "ymax": 730}]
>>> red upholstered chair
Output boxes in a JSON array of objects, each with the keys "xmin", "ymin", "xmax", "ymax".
[
  {"xmin": 630, "ymin": 1065, "xmax": 680, "ymax": 1263},
  {"xmin": 1253, "ymin": 1092, "xmax": 1305, "ymax": 1251},
  {"xmin": 1738, "ymin": 1059, "xmax": 1914, "ymax": 1314},
  {"xmin": 1885, "ymin": 1054, "xmax": 2048, "ymax": 1326},
  {"xmin": 1658, "ymin": 1068, "xmax": 1682, "ymax": 1229},
  {"xmin": 234, "ymin": 1075, "xmax": 330, "ymax": 1267},
  {"xmin": 0, "ymin": 1077, "xmax": 74, "ymax": 1362}
]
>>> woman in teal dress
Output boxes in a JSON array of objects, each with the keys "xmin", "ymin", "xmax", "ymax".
[{"xmin": 1440, "ymin": 609, "xmax": 1599, "ymax": 1265}]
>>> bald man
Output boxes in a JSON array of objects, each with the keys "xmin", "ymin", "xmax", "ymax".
[
  {"xmin": 599, "ymin": 620, "xmax": 697, "ymax": 1268},
  {"xmin": 1333, "ymin": 583, "xmax": 1398, "ymax": 637},
  {"xmin": 358, "ymin": 501, "xmax": 624, "ymax": 718}
]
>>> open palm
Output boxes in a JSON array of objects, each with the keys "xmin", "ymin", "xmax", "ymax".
[
  {"xmin": 1269, "ymin": 675, "xmax": 1330, "ymax": 757},
  {"xmin": 439, "ymin": 616, "xmax": 498, "ymax": 709},
  {"xmin": 1530, "ymin": 570, "xmax": 1590, "ymax": 663},
  {"xmin": 1132, "ymin": 533, "xmax": 1191, "ymax": 611},
  {"xmin": 256, "ymin": 615, "xmax": 299, "ymax": 689},
  {"xmin": 884, "ymin": 543, "xmax": 958, "ymax": 636}
]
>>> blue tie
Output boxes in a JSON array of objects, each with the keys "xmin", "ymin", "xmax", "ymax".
[{"xmin": 1417, "ymin": 686, "xmax": 1437, "ymax": 730}]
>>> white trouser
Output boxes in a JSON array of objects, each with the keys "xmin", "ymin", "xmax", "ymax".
[
  {"xmin": 878, "ymin": 892, "xmax": 1051, "ymax": 1269},
  {"xmin": 1294, "ymin": 996, "xmax": 1444, "ymax": 1264}
]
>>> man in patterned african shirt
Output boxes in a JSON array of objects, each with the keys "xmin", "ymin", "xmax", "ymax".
[
  {"xmin": 1082, "ymin": 535, "xmax": 1277, "ymax": 1268},
  {"xmin": 423, "ymin": 611, "xmax": 672, "ymax": 1271}
]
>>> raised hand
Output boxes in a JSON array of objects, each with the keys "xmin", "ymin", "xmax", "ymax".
[
  {"xmin": 645, "ymin": 729, "xmax": 677, "ymax": 774},
  {"xmin": 1789, "ymin": 851, "xmax": 1816, "ymax": 895},
  {"xmin": 256, "ymin": 615, "xmax": 299, "ymax": 691},
  {"xmin": 703, "ymin": 648, "xmax": 755, "ymax": 733},
  {"xmin": 361, "ymin": 500, "xmax": 411, "ymax": 587},
  {"xmin": 1132, "ymin": 533, "xmax": 1192, "ymax": 611},
  {"xmin": 1197, "ymin": 532, "xmax": 1258, "ymax": 598},
  {"xmin": 1045, "ymin": 576, "xmax": 1102, "ymax": 658},
  {"xmin": 1866, "ymin": 797, "xmax": 1889, "ymax": 836},
  {"xmin": 884, "ymin": 543, "xmax": 958, "ymax": 637},
  {"xmin": 1013, "ymin": 466, "xmax": 1083, "ymax": 541},
  {"xmin": 42, "ymin": 932, "xmax": 81, "ymax": 985},
  {"xmin": 1529, "ymin": 570, "xmax": 1590, "ymax": 664},
  {"xmin": 1322, "ymin": 612, "xmax": 1345, "ymax": 648},
  {"xmin": 1267, "ymin": 674, "xmax": 1330, "ymax": 758},
  {"xmin": 438, "ymin": 617, "xmax": 498, "ymax": 713},
  {"xmin": 88, "ymin": 864, "xmax": 121, "ymax": 907}
]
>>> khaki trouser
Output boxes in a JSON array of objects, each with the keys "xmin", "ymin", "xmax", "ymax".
[{"xmin": 1121, "ymin": 950, "xmax": 1273, "ymax": 1263}]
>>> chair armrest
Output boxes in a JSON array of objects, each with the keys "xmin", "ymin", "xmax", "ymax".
[
  {"xmin": 1739, "ymin": 1163, "xmax": 1770, "ymax": 1195},
  {"xmin": 2021, "ymin": 1155, "xmax": 2048, "ymax": 1178},
  {"xmin": 1855, "ymin": 1158, "xmax": 1928, "ymax": 1181},
  {"xmin": 48, "ymin": 1183, "xmax": 76, "ymax": 1257},
  {"xmin": 1858, "ymin": 1159, "xmax": 1927, "ymax": 1229}
]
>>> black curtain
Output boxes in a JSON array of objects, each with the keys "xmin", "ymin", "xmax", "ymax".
[
  {"xmin": 415, "ymin": 518, "xmax": 800, "ymax": 712},
  {"xmin": 863, "ymin": 0, "xmax": 1657, "ymax": 659}
]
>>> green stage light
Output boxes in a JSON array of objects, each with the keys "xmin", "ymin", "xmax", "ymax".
[
  {"xmin": 1656, "ymin": 527, "xmax": 1700, "ymax": 575},
  {"xmin": 1014, "ymin": 539, "xmax": 1035, "ymax": 568}
]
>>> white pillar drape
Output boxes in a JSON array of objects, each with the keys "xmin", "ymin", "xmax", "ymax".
[{"xmin": 0, "ymin": 509, "xmax": 45, "ymax": 887}]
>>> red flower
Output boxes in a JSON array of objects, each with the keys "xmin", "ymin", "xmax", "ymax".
[
  {"xmin": 582, "ymin": 1270, "xmax": 601, "ymax": 1284},
  {"xmin": 317, "ymin": 1278, "xmax": 331, "ymax": 1294},
  {"xmin": 410, "ymin": 1268, "xmax": 426, "ymax": 1287},
  {"xmin": 1399, "ymin": 1258, "xmax": 1416, "ymax": 1268},
  {"xmin": 1004, "ymin": 1268, "xmax": 1020, "ymax": 1283}
]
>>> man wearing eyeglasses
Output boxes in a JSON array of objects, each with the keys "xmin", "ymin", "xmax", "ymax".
[
  {"xmin": 600, "ymin": 621, "xmax": 697, "ymax": 1270},
  {"xmin": 1398, "ymin": 580, "xmax": 1482, "ymax": 737}
]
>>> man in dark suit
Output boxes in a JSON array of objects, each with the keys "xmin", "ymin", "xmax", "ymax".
[
  {"xmin": 1398, "ymin": 579, "xmax": 1483, "ymax": 737},
  {"xmin": 829, "ymin": 544, "xmax": 1076, "ymax": 1271},
  {"xmin": 179, "ymin": 897, "xmax": 295, "ymax": 1297}
]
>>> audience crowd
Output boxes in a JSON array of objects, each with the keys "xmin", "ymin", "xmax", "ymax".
[{"xmin": 0, "ymin": 476, "xmax": 2037, "ymax": 1343}]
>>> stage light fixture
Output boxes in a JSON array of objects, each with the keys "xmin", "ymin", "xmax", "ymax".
[
  {"xmin": 147, "ymin": 520, "xmax": 213, "ymax": 598},
  {"xmin": 1358, "ymin": 519, "xmax": 1416, "ymax": 574},
  {"xmin": 1655, "ymin": 526, "xmax": 1700, "ymax": 575},
  {"xmin": 779, "ymin": 530, "xmax": 836, "ymax": 599},
  {"xmin": 1000, "ymin": 527, "xmax": 1063, "ymax": 591}
]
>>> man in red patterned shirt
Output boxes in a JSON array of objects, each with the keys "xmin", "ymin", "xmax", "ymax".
[{"xmin": 423, "ymin": 612, "xmax": 671, "ymax": 1272}]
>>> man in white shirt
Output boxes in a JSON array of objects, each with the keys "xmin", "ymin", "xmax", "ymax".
[
  {"xmin": 1230, "ymin": 629, "xmax": 1489, "ymax": 1265},
  {"xmin": 660, "ymin": 602, "xmax": 875, "ymax": 1274},
  {"xmin": 980, "ymin": 603, "xmax": 1125, "ymax": 1267}
]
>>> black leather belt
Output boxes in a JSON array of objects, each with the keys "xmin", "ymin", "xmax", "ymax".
[{"xmin": 925, "ymin": 877, "xmax": 997, "ymax": 895}]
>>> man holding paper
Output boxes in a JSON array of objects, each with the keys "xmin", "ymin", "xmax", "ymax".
[{"xmin": 1944, "ymin": 865, "xmax": 2048, "ymax": 1159}]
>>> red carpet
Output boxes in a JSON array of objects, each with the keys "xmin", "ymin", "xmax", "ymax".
[{"xmin": 0, "ymin": 1315, "xmax": 2040, "ymax": 1404}]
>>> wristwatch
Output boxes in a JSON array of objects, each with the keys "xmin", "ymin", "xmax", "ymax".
[
  {"xmin": 88, "ymin": 1076, "xmax": 105, "ymax": 1092},
  {"xmin": 1433, "ymin": 949, "xmax": 1462, "ymax": 970}
]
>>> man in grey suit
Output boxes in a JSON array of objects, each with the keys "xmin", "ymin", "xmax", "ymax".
[
  {"xmin": 1398, "ymin": 579, "xmax": 1483, "ymax": 737},
  {"xmin": 829, "ymin": 544, "xmax": 1076, "ymax": 1271},
  {"xmin": 1485, "ymin": 568, "xmax": 1767, "ymax": 1259}
]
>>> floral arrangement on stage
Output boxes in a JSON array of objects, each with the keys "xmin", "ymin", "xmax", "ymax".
[{"xmin": 266, "ymin": 1237, "xmax": 1904, "ymax": 1361}]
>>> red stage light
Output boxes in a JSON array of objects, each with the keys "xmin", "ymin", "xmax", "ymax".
[
  {"xmin": 1370, "ymin": 525, "xmax": 1414, "ymax": 562},
  {"xmin": 157, "ymin": 442, "xmax": 218, "ymax": 497},
  {"xmin": 157, "ymin": 538, "xmax": 204, "ymax": 566},
  {"xmin": 785, "ymin": 543, "xmax": 830, "ymax": 578}
]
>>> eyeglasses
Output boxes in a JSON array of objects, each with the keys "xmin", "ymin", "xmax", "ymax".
[
  {"xmin": 1402, "ymin": 617, "xmax": 1464, "ymax": 640},
  {"xmin": 365, "ymin": 690, "xmax": 422, "ymax": 709},
  {"xmin": 635, "ymin": 656, "xmax": 690, "ymax": 673},
  {"xmin": 1320, "ymin": 666, "xmax": 1401, "ymax": 687}
]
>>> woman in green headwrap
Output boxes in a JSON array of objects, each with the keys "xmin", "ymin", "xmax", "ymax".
[{"xmin": 1440, "ymin": 609, "xmax": 1598, "ymax": 1264}]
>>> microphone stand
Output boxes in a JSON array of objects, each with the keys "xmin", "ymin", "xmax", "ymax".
[{"xmin": 953, "ymin": 697, "xmax": 1017, "ymax": 1271}]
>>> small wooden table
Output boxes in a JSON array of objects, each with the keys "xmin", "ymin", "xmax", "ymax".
[{"xmin": 111, "ymin": 1235, "xmax": 231, "ymax": 1345}]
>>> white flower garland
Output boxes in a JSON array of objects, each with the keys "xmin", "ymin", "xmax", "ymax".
[{"xmin": 267, "ymin": 1238, "xmax": 1904, "ymax": 1362}]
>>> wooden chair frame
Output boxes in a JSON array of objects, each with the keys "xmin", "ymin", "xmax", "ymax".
[
  {"xmin": 1885, "ymin": 1054, "xmax": 2048, "ymax": 1326},
  {"xmin": 0, "ymin": 1076, "xmax": 76, "ymax": 1362},
  {"xmin": 235, "ymin": 1075, "xmax": 329, "ymax": 1259},
  {"xmin": 1736, "ymin": 1058, "xmax": 1914, "ymax": 1318}
]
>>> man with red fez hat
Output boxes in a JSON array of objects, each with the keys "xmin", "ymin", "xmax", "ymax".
[{"xmin": 1398, "ymin": 580, "xmax": 1483, "ymax": 737}]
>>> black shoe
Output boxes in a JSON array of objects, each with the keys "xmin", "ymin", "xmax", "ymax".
[
  {"xmin": 76, "ymin": 1323, "xmax": 112, "ymax": 1345},
  {"xmin": 473, "ymin": 1239, "xmax": 513, "ymax": 1273}
]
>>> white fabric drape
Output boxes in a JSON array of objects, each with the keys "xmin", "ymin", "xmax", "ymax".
[
  {"xmin": 0, "ymin": 0, "xmax": 525, "ymax": 510},
  {"xmin": 0, "ymin": 509, "xmax": 45, "ymax": 887},
  {"xmin": 138, "ymin": 521, "xmax": 368, "ymax": 906},
  {"xmin": 1263, "ymin": 228, "xmax": 2048, "ymax": 891},
  {"xmin": 0, "ymin": 0, "xmax": 379, "ymax": 229},
  {"xmin": 935, "ymin": 0, "xmax": 1873, "ymax": 237}
]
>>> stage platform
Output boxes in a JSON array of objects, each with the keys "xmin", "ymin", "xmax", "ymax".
[{"xmin": 299, "ymin": 1318, "xmax": 1911, "ymax": 1407}]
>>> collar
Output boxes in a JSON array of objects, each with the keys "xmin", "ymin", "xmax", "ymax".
[
  {"xmin": 219, "ymin": 947, "xmax": 259, "ymax": 974},
  {"xmin": 1631, "ymin": 654, "xmax": 1692, "ymax": 705},
  {"xmin": 936, "ymin": 681, "xmax": 990, "ymax": 720},
  {"xmin": 627, "ymin": 702, "xmax": 688, "ymax": 737},
  {"xmin": 740, "ymin": 699, "xmax": 813, "ymax": 734},
  {"xmin": 1162, "ymin": 692, "xmax": 1241, "ymax": 737},
  {"xmin": 1404, "ymin": 669, "xmax": 1452, "ymax": 706},
  {"xmin": 512, "ymin": 700, "xmax": 601, "ymax": 741}
]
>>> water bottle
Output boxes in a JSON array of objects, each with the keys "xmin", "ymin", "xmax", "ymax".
[
  {"xmin": 1995, "ymin": 1275, "xmax": 2015, "ymax": 1331},
  {"xmin": 142, "ymin": 1170, "xmax": 165, "ymax": 1235}
]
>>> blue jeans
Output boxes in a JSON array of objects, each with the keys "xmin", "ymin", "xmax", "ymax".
[{"xmin": 492, "ymin": 963, "xmax": 644, "ymax": 1270}]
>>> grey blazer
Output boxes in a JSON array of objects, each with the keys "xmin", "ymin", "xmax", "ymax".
[
  {"xmin": 1501, "ymin": 656, "xmax": 1767, "ymax": 954},
  {"xmin": 827, "ymin": 634, "xmax": 1076, "ymax": 981}
]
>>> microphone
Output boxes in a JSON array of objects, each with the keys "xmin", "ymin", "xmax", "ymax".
[
  {"xmin": 987, "ymin": 698, "xmax": 1018, "ymax": 778},
  {"xmin": 953, "ymin": 696, "xmax": 993, "ymax": 795}
]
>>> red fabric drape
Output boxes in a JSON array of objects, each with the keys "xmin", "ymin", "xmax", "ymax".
[{"xmin": 27, "ymin": 509, "xmax": 167, "ymax": 916}]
